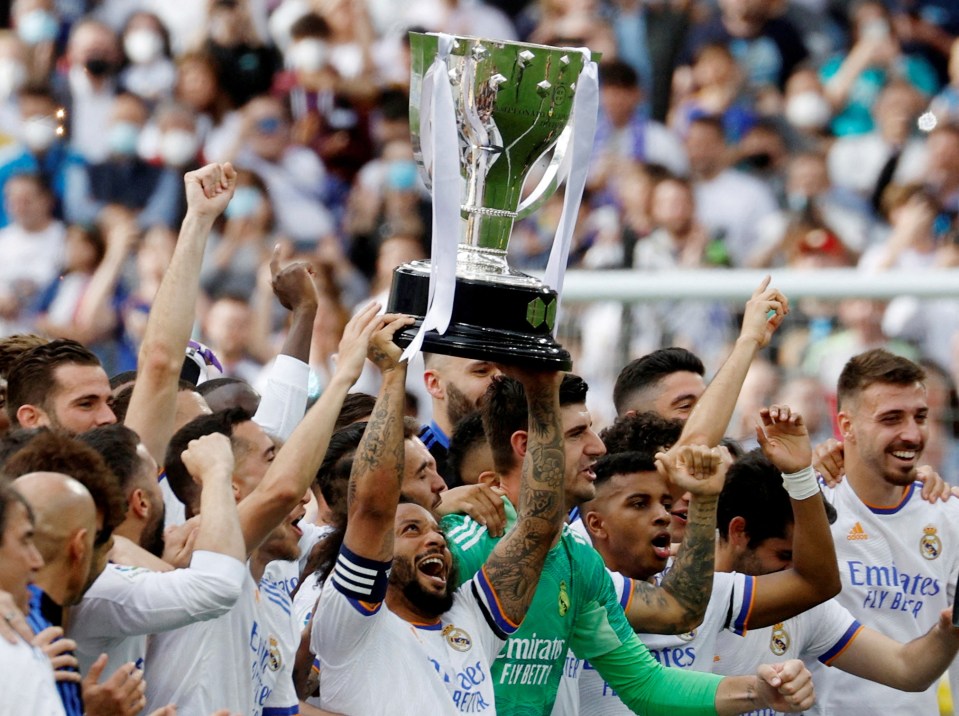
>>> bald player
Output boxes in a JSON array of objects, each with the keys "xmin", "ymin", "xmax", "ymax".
[{"xmin": 420, "ymin": 354, "xmax": 501, "ymax": 485}]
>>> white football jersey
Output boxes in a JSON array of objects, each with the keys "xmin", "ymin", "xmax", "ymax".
[
  {"xmin": 713, "ymin": 599, "xmax": 862, "ymax": 716},
  {"xmin": 144, "ymin": 568, "xmax": 298, "ymax": 715},
  {"xmin": 68, "ymin": 551, "xmax": 246, "ymax": 678},
  {"xmin": 257, "ymin": 573, "xmax": 299, "ymax": 715},
  {"xmin": 0, "ymin": 635, "xmax": 65, "ymax": 715},
  {"xmin": 312, "ymin": 546, "xmax": 514, "ymax": 715},
  {"xmin": 551, "ymin": 570, "xmax": 753, "ymax": 715},
  {"xmin": 814, "ymin": 479, "xmax": 959, "ymax": 715}
]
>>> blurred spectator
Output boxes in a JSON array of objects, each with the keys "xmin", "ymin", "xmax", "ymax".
[
  {"xmin": 0, "ymin": 83, "xmax": 88, "ymax": 226},
  {"xmin": 671, "ymin": 43, "xmax": 758, "ymax": 143},
  {"xmin": 827, "ymin": 80, "xmax": 928, "ymax": 201},
  {"xmin": 751, "ymin": 151, "xmax": 870, "ymax": 266},
  {"xmin": 684, "ymin": 0, "xmax": 809, "ymax": 91},
  {"xmin": 200, "ymin": 169, "xmax": 275, "ymax": 301},
  {"xmin": 33, "ymin": 221, "xmax": 137, "ymax": 375},
  {"xmin": 685, "ymin": 115, "xmax": 778, "ymax": 265},
  {"xmin": 11, "ymin": 0, "xmax": 60, "ymax": 85},
  {"xmin": 0, "ymin": 173, "xmax": 64, "ymax": 334},
  {"xmin": 775, "ymin": 374, "xmax": 835, "ymax": 445},
  {"xmin": 84, "ymin": 92, "xmax": 183, "ymax": 229},
  {"xmin": 821, "ymin": 0, "xmax": 939, "ymax": 137},
  {"xmin": 230, "ymin": 94, "xmax": 334, "ymax": 250},
  {"xmin": 203, "ymin": 0, "xmax": 280, "ymax": 109},
  {"xmin": 782, "ymin": 67, "xmax": 834, "ymax": 148},
  {"xmin": 174, "ymin": 50, "xmax": 236, "ymax": 158},
  {"xmin": 201, "ymin": 295, "xmax": 262, "ymax": 383},
  {"xmin": 57, "ymin": 19, "xmax": 121, "ymax": 163},
  {"xmin": 118, "ymin": 11, "xmax": 177, "ymax": 103},
  {"xmin": 928, "ymin": 37, "xmax": 959, "ymax": 124},
  {"xmin": 0, "ymin": 33, "xmax": 30, "ymax": 141},
  {"xmin": 590, "ymin": 60, "xmax": 688, "ymax": 185}
]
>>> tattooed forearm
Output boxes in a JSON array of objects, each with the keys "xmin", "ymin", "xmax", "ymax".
[
  {"xmin": 647, "ymin": 494, "xmax": 717, "ymax": 633},
  {"xmin": 348, "ymin": 369, "xmax": 407, "ymax": 511},
  {"xmin": 484, "ymin": 376, "xmax": 565, "ymax": 625}
]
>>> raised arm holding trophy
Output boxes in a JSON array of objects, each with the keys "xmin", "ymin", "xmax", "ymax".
[{"xmin": 387, "ymin": 32, "xmax": 600, "ymax": 370}]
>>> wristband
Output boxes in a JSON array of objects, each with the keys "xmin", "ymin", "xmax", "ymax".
[{"xmin": 781, "ymin": 465, "xmax": 820, "ymax": 501}]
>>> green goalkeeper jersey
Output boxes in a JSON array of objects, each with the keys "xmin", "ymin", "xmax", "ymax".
[{"xmin": 441, "ymin": 498, "xmax": 722, "ymax": 716}]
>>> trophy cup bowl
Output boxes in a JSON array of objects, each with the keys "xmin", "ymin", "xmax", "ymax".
[{"xmin": 387, "ymin": 32, "xmax": 597, "ymax": 370}]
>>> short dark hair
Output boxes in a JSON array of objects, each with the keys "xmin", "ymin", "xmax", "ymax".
[
  {"xmin": 0, "ymin": 334, "xmax": 48, "ymax": 380},
  {"xmin": 600, "ymin": 411, "xmax": 684, "ymax": 455},
  {"xmin": 6, "ymin": 339, "xmax": 103, "ymax": 425},
  {"xmin": 593, "ymin": 450, "xmax": 658, "ymax": 490},
  {"xmin": 0, "ymin": 428, "xmax": 47, "ymax": 469},
  {"xmin": 613, "ymin": 348, "xmax": 705, "ymax": 416},
  {"xmin": 334, "ymin": 393, "xmax": 376, "ymax": 431},
  {"xmin": 717, "ymin": 450, "xmax": 793, "ymax": 548},
  {"xmin": 78, "ymin": 424, "xmax": 145, "ymax": 492},
  {"xmin": 109, "ymin": 370, "xmax": 138, "ymax": 391},
  {"xmin": 447, "ymin": 411, "xmax": 487, "ymax": 485},
  {"xmin": 482, "ymin": 373, "xmax": 589, "ymax": 474},
  {"xmin": 837, "ymin": 349, "xmax": 926, "ymax": 410},
  {"xmin": 1, "ymin": 431, "xmax": 127, "ymax": 545},
  {"xmin": 599, "ymin": 59, "xmax": 639, "ymax": 89},
  {"xmin": 315, "ymin": 422, "xmax": 366, "ymax": 527},
  {"xmin": 289, "ymin": 11, "xmax": 330, "ymax": 40},
  {"xmin": 164, "ymin": 408, "xmax": 252, "ymax": 511}
]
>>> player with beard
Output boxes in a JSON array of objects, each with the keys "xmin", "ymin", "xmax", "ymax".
[
  {"xmin": 420, "ymin": 354, "xmax": 501, "ymax": 485},
  {"xmin": 311, "ymin": 316, "xmax": 573, "ymax": 714},
  {"xmin": 809, "ymin": 349, "xmax": 959, "ymax": 715},
  {"xmin": 66, "ymin": 431, "xmax": 246, "ymax": 681}
]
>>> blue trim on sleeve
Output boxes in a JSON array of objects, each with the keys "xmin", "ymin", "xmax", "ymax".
[
  {"xmin": 331, "ymin": 544, "xmax": 392, "ymax": 604},
  {"xmin": 818, "ymin": 621, "xmax": 864, "ymax": 665},
  {"xmin": 473, "ymin": 567, "xmax": 520, "ymax": 638},
  {"xmin": 732, "ymin": 575, "xmax": 755, "ymax": 635},
  {"xmin": 263, "ymin": 706, "xmax": 299, "ymax": 716},
  {"xmin": 619, "ymin": 577, "xmax": 633, "ymax": 609}
]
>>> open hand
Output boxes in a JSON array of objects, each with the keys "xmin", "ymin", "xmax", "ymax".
[{"xmin": 756, "ymin": 405, "xmax": 811, "ymax": 474}]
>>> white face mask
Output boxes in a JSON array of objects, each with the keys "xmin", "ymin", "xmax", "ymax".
[
  {"xmin": 785, "ymin": 91, "xmax": 833, "ymax": 131},
  {"xmin": 288, "ymin": 39, "xmax": 327, "ymax": 73},
  {"xmin": 21, "ymin": 116, "xmax": 59, "ymax": 151},
  {"xmin": 0, "ymin": 59, "xmax": 27, "ymax": 100},
  {"xmin": 124, "ymin": 29, "xmax": 164, "ymax": 65},
  {"xmin": 159, "ymin": 129, "xmax": 199, "ymax": 166}
]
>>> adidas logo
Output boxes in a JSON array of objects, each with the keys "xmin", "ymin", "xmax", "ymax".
[{"xmin": 847, "ymin": 522, "xmax": 868, "ymax": 541}]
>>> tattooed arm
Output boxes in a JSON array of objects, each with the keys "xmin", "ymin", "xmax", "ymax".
[
  {"xmin": 624, "ymin": 445, "xmax": 730, "ymax": 634},
  {"xmin": 481, "ymin": 369, "xmax": 565, "ymax": 627},
  {"xmin": 341, "ymin": 314, "xmax": 415, "ymax": 562},
  {"xmin": 235, "ymin": 303, "xmax": 386, "ymax": 556}
]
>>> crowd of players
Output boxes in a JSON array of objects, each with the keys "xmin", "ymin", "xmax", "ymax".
[{"xmin": 0, "ymin": 160, "xmax": 956, "ymax": 715}]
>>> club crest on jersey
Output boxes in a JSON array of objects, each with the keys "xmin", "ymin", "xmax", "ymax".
[
  {"xmin": 267, "ymin": 636, "xmax": 282, "ymax": 671},
  {"xmin": 920, "ymin": 525, "xmax": 942, "ymax": 560},
  {"xmin": 558, "ymin": 581, "xmax": 570, "ymax": 617},
  {"xmin": 769, "ymin": 624, "xmax": 790, "ymax": 656},
  {"xmin": 443, "ymin": 625, "xmax": 472, "ymax": 652}
]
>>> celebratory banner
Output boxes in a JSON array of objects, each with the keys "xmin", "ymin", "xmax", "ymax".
[{"xmin": 388, "ymin": 32, "xmax": 599, "ymax": 370}]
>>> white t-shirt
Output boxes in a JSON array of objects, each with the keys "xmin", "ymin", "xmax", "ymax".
[
  {"xmin": 693, "ymin": 169, "xmax": 778, "ymax": 267},
  {"xmin": 813, "ymin": 479, "xmax": 959, "ymax": 715},
  {"xmin": 144, "ymin": 568, "xmax": 296, "ymax": 715},
  {"xmin": 0, "ymin": 635, "xmax": 65, "ymax": 716},
  {"xmin": 550, "ymin": 554, "xmax": 753, "ymax": 716},
  {"xmin": 68, "ymin": 551, "xmax": 246, "ymax": 678},
  {"xmin": 311, "ymin": 546, "xmax": 515, "ymax": 715},
  {"xmin": 713, "ymin": 599, "xmax": 862, "ymax": 716}
]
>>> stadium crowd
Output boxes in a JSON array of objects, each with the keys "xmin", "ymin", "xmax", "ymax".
[{"xmin": 2, "ymin": 0, "xmax": 959, "ymax": 714}]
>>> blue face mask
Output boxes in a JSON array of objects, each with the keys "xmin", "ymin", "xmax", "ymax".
[
  {"xmin": 108, "ymin": 122, "xmax": 141, "ymax": 157},
  {"xmin": 387, "ymin": 160, "xmax": 418, "ymax": 192},
  {"xmin": 17, "ymin": 9, "xmax": 59, "ymax": 45},
  {"xmin": 225, "ymin": 186, "xmax": 263, "ymax": 220}
]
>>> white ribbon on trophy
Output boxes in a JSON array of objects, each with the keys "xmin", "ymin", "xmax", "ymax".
[
  {"xmin": 544, "ymin": 50, "xmax": 599, "ymax": 304},
  {"xmin": 402, "ymin": 33, "xmax": 460, "ymax": 362}
]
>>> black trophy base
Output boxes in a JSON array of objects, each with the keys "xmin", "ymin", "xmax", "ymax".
[{"xmin": 387, "ymin": 264, "xmax": 573, "ymax": 371}]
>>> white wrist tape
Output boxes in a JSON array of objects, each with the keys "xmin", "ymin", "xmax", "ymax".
[{"xmin": 781, "ymin": 465, "xmax": 820, "ymax": 501}]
